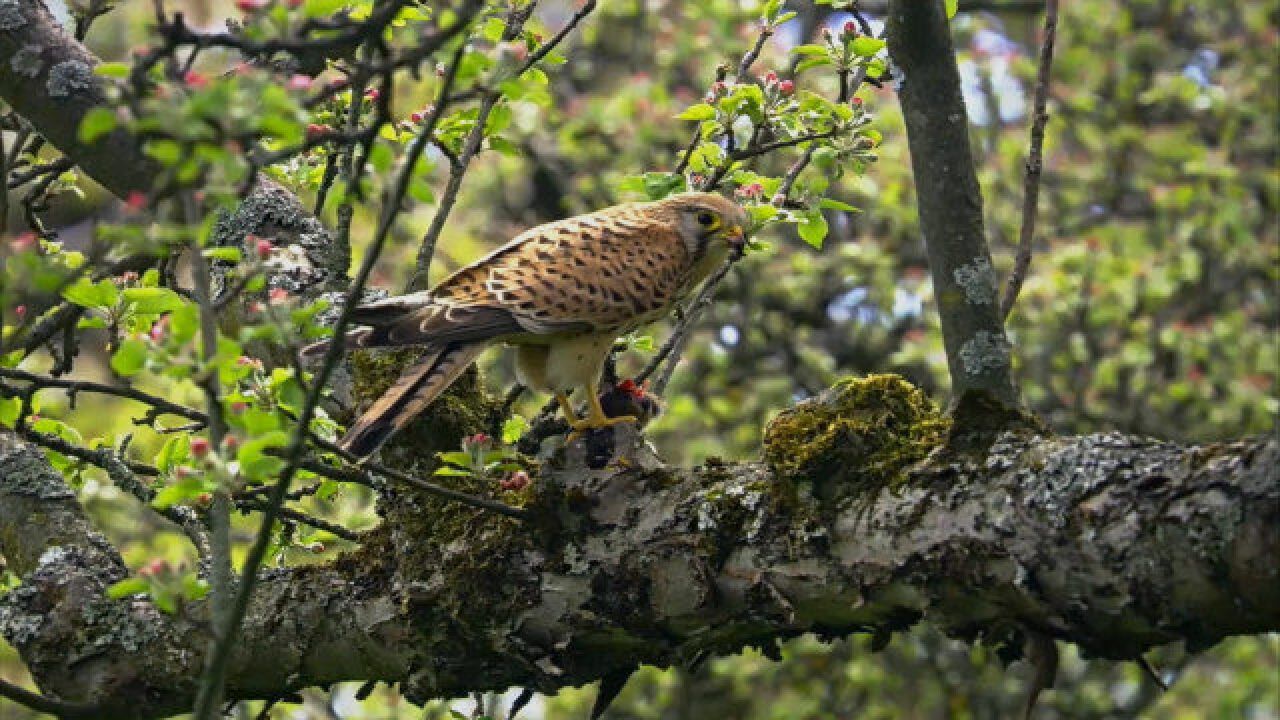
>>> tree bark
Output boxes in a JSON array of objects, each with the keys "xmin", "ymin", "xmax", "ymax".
[
  {"xmin": 2, "ymin": 412, "xmax": 1276, "ymax": 716},
  {"xmin": 887, "ymin": 0, "xmax": 1020, "ymax": 407},
  {"xmin": 1, "ymin": 2, "xmax": 1276, "ymax": 717}
]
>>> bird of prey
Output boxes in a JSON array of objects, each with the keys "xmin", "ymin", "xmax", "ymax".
[{"xmin": 303, "ymin": 192, "xmax": 747, "ymax": 457}]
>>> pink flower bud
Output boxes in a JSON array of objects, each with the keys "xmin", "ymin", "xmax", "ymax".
[
  {"xmin": 183, "ymin": 71, "xmax": 208, "ymax": 89},
  {"xmin": 10, "ymin": 232, "xmax": 37, "ymax": 252},
  {"xmin": 254, "ymin": 237, "xmax": 273, "ymax": 260},
  {"xmin": 778, "ymin": 80, "xmax": 795, "ymax": 95},
  {"xmin": 125, "ymin": 191, "xmax": 148, "ymax": 212},
  {"xmin": 764, "ymin": 71, "xmax": 778, "ymax": 85},
  {"xmin": 843, "ymin": 20, "xmax": 858, "ymax": 37},
  {"xmin": 190, "ymin": 437, "xmax": 211, "ymax": 458},
  {"xmin": 268, "ymin": 287, "xmax": 289, "ymax": 304},
  {"xmin": 287, "ymin": 74, "xmax": 313, "ymax": 91}
]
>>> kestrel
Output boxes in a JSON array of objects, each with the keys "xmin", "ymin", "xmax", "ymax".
[{"xmin": 303, "ymin": 192, "xmax": 747, "ymax": 457}]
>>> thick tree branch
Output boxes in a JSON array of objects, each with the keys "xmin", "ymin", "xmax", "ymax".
[{"xmin": 3, "ymin": 379, "xmax": 1275, "ymax": 716}]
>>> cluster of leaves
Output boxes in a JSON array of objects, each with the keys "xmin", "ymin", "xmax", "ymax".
[{"xmin": 433, "ymin": 416, "xmax": 530, "ymax": 492}]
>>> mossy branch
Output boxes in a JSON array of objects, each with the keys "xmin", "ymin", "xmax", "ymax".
[{"xmin": 3, "ymin": 375, "xmax": 1275, "ymax": 716}]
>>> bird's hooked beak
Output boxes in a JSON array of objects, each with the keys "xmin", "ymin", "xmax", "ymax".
[{"xmin": 721, "ymin": 224, "xmax": 746, "ymax": 253}]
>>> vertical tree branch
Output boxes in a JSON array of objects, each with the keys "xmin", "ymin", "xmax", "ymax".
[
  {"xmin": 1000, "ymin": 0, "xmax": 1059, "ymax": 320},
  {"xmin": 187, "ymin": 199, "xmax": 233, "ymax": 718},
  {"xmin": 886, "ymin": 0, "xmax": 1019, "ymax": 407}
]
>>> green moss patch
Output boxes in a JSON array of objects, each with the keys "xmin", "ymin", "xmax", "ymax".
[{"xmin": 762, "ymin": 374, "xmax": 948, "ymax": 502}]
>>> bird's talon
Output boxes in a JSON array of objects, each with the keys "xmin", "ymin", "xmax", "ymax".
[{"xmin": 565, "ymin": 415, "xmax": 639, "ymax": 443}]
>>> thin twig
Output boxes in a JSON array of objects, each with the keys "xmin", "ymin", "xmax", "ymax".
[
  {"xmin": 1000, "ymin": 0, "xmax": 1058, "ymax": 320},
  {"xmin": 189, "ymin": 194, "xmax": 234, "ymax": 719},
  {"xmin": 518, "ymin": 0, "xmax": 596, "ymax": 73},
  {"xmin": 0, "ymin": 678, "xmax": 100, "ymax": 719},
  {"xmin": 408, "ymin": 0, "xmax": 594, "ymax": 291},
  {"xmin": 0, "ymin": 366, "xmax": 206, "ymax": 422},
  {"xmin": 299, "ymin": 435, "xmax": 529, "ymax": 520}
]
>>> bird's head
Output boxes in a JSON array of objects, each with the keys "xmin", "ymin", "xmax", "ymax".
[{"xmin": 659, "ymin": 192, "xmax": 749, "ymax": 263}]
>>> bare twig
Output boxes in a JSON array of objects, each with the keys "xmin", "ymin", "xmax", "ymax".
[
  {"xmin": 0, "ymin": 678, "xmax": 100, "ymax": 719},
  {"xmin": 1000, "ymin": 0, "xmax": 1058, "ymax": 320},
  {"xmin": 0, "ymin": 367, "xmax": 205, "ymax": 423}
]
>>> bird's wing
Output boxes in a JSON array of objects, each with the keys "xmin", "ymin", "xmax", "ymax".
[
  {"xmin": 326, "ymin": 205, "xmax": 690, "ymax": 352},
  {"xmin": 430, "ymin": 205, "xmax": 693, "ymax": 334}
]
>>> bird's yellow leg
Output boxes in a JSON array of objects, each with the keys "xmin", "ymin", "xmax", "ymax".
[
  {"xmin": 556, "ymin": 393, "xmax": 580, "ymax": 424},
  {"xmin": 566, "ymin": 380, "xmax": 638, "ymax": 441}
]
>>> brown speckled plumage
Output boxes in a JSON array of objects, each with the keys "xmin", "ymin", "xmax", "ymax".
[{"xmin": 304, "ymin": 192, "xmax": 747, "ymax": 456}]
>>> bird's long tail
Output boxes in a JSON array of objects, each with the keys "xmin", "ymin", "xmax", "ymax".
[{"xmin": 340, "ymin": 343, "xmax": 485, "ymax": 458}]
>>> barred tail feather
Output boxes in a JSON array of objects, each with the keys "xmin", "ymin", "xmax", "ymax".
[
  {"xmin": 340, "ymin": 343, "xmax": 485, "ymax": 458},
  {"xmin": 300, "ymin": 327, "xmax": 379, "ymax": 359}
]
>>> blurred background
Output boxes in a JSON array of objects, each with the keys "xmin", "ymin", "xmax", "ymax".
[{"xmin": 2, "ymin": 0, "xmax": 1276, "ymax": 718}]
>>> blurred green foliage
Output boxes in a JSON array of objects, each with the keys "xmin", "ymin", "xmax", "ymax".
[{"xmin": 1, "ymin": 0, "xmax": 1276, "ymax": 718}]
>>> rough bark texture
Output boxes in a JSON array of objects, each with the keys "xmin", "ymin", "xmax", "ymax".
[
  {"xmin": 887, "ymin": 0, "xmax": 1019, "ymax": 406},
  {"xmin": 0, "ymin": 0, "xmax": 157, "ymax": 198},
  {"xmin": 1, "ymin": 2, "xmax": 1277, "ymax": 717},
  {"xmin": 2, "ymin": 392, "xmax": 1276, "ymax": 716}
]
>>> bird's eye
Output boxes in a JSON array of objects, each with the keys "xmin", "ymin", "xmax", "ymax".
[{"xmin": 696, "ymin": 212, "xmax": 717, "ymax": 227}]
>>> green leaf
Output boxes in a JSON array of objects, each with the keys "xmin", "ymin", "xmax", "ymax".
[
  {"xmin": 182, "ymin": 576, "xmax": 210, "ymax": 601},
  {"xmin": 640, "ymin": 172, "xmax": 687, "ymax": 200},
  {"xmin": 818, "ymin": 197, "xmax": 861, "ymax": 213},
  {"xmin": 169, "ymin": 304, "xmax": 199, "ymax": 345},
  {"xmin": 304, "ymin": 0, "xmax": 346, "ymax": 18},
  {"xmin": 107, "ymin": 577, "xmax": 150, "ymax": 599},
  {"xmin": 203, "ymin": 247, "xmax": 242, "ymax": 263},
  {"xmin": 432, "ymin": 466, "xmax": 474, "ymax": 477},
  {"xmin": 797, "ymin": 209, "xmax": 829, "ymax": 248},
  {"xmin": 480, "ymin": 16, "xmax": 505, "ymax": 43},
  {"xmin": 62, "ymin": 277, "xmax": 118, "ymax": 309},
  {"xmin": 146, "ymin": 139, "xmax": 183, "ymax": 167},
  {"xmin": 851, "ymin": 37, "xmax": 886, "ymax": 58},
  {"xmin": 676, "ymin": 103, "xmax": 717, "ymax": 121},
  {"xmin": 94, "ymin": 62, "xmax": 130, "ymax": 79},
  {"xmin": 793, "ymin": 44, "xmax": 830, "ymax": 56},
  {"xmin": 78, "ymin": 107, "xmax": 117, "ymax": 144},
  {"xmin": 0, "ymin": 396, "xmax": 20, "ymax": 427},
  {"xmin": 121, "ymin": 287, "xmax": 184, "ymax": 314},
  {"xmin": 110, "ymin": 338, "xmax": 148, "ymax": 377},
  {"xmin": 501, "ymin": 415, "xmax": 529, "ymax": 444},
  {"xmin": 485, "ymin": 102, "xmax": 513, "ymax": 135},
  {"xmin": 796, "ymin": 56, "xmax": 834, "ymax": 73},
  {"xmin": 237, "ymin": 432, "xmax": 289, "ymax": 481},
  {"xmin": 77, "ymin": 316, "xmax": 108, "ymax": 330},
  {"xmin": 946, "ymin": 0, "xmax": 959, "ymax": 18},
  {"xmin": 436, "ymin": 451, "xmax": 473, "ymax": 466},
  {"xmin": 156, "ymin": 434, "xmax": 191, "ymax": 473}
]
